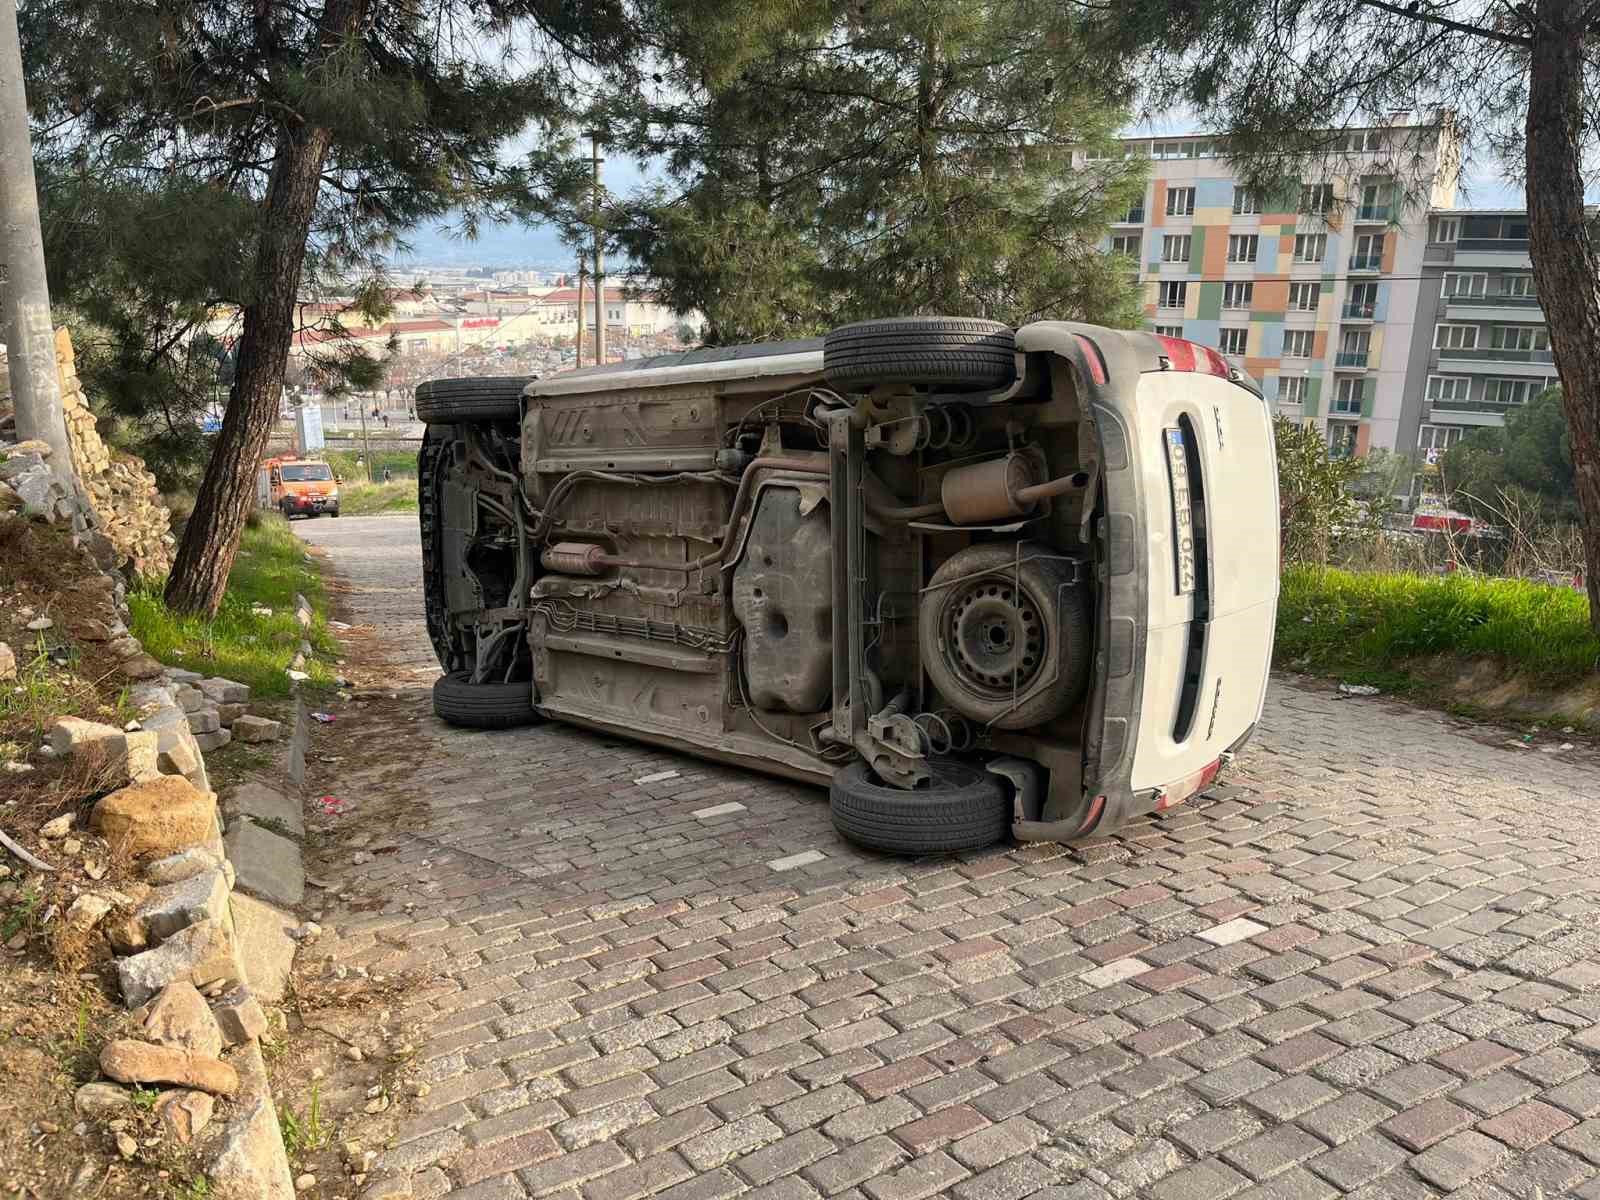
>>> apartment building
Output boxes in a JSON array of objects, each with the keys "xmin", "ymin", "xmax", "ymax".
[
  {"xmin": 1084, "ymin": 119, "xmax": 1461, "ymax": 456},
  {"xmin": 1393, "ymin": 209, "xmax": 1550, "ymax": 465}
]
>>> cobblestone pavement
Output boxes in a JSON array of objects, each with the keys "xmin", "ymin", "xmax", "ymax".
[{"xmin": 299, "ymin": 516, "xmax": 1600, "ymax": 1200}]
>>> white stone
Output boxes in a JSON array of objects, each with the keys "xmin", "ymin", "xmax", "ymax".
[
  {"xmin": 693, "ymin": 802, "xmax": 747, "ymax": 820},
  {"xmin": 199, "ymin": 677, "xmax": 250, "ymax": 705},
  {"xmin": 1197, "ymin": 917, "xmax": 1269, "ymax": 946},
  {"xmin": 231, "ymin": 716, "xmax": 282, "ymax": 744},
  {"xmin": 1078, "ymin": 958, "xmax": 1152, "ymax": 989},
  {"xmin": 39, "ymin": 812, "xmax": 75, "ymax": 838},
  {"xmin": 25, "ymin": 616, "xmax": 53, "ymax": 631},
  {"xmin": 768, "ymin": 850, "xmax": 826, "ymax": 872},
  {"xmin": 635, "ymin": 770, "xmax": 680, "ymax": 785}
]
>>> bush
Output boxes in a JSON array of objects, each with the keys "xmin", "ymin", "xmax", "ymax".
[
  {"xmin": 1274, "ymin": 417, "xmax": 1363, "ymax": 565},
  {"xmin": 1277, "ymin": 565, "xmax": 1599, "ymax": 687}
]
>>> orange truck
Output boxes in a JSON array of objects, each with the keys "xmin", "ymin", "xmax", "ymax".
[{"xmin": 258, "ymin": 456, "xmax": 341, "ymax": 519}]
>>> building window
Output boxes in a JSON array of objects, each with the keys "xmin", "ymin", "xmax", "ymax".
[
  {"xmin": 1152, "ymin": 140, "xmax": 1188, "ymax": 160},
  {"xmin": 1162, "ymin": 234, "xmax": 1192, "ymax": 263},
  {"xmin": 1501, "ymin": 274, "xmax": 1536, "ymax": 297},
  {"xmin": 1300, "ymin": 183, "xmax": 1335, "ymax": 214},
  {"xmin": 1346, "ymin": 130, "xmax": 1383, "ymax": 152},
  {"xmin": 1288, "ymin": 282, "xmax": 1320, "ymax": 311},
  {"xmin": 1283, "ymin": 330, "xmax": 1314, "ymax": 357},
  {"xmin": 1418, "ymin": 424, "xmax": 1463, "ymax": 451},
  {"xmin": 1166, "ymin": 187, "xmax": 1195, "ymax": 217},
  {"xmin": 1443, "ymin": 273, "xmax": 1488, "ymax": 298},
  {"xmin": 1222, "ymin": 281, "xmax": 1254, "ymax": 310},
  {"xmin": 1427, "ymin": 375, "xmax": 1471, "ymax": 406},
  {"xmin": 1293, "ymin": 233, "xmax": 1327, "ymax": 263},
  {"xmin": 1227, "ymin": 234, "xmax": 1259, "ymax": 263},
  {"xmin": 1233, "ymin": 189, "xmax": 1261, "ymax": 215},
  {"xmin": 1429, "ymin": 216, "xmax": 1460, "ymax": 243},
  {"xmin": 1332, "ymin": 377, "xmax": 1363, "ymax": 415},
  {"xmin": 1279, "ymin": 376, "xmax": 1308, "ymax": 405},
  {"xmin": 1485, "ymin": 377, "xmax": 1548, "ymax": 406},
  {"xmin": 1153, "ymin": 324, "xmax": 1184, "ymax": 337},
  {"xmin": 1351, "ymin": 233, "xmax": 1385, "ymax": 267},
  {"xmin": 1117, "ymin": 198, "xmax": 1145, "ymax": 223},
  {"xmin": 1341, "ymin": 329, "xmax": 1371, "ymax": 353},
  {"xmin": 1328, "ymin": 421, "xmax": 1359, "ymax": 459},
  {"xmin": 1489, "ymin": 325, "xmax": 1549, "ymax": 351},
  {"xmin": 1418, "ymin": 424, "xmax": 1462, "ymax": 463},
  {"xmin": 1434, "ymin": 324, "xmax": 1480, "ymax": 350},
  {"xmin": 1219, "ymin": 328, "xmax": 1248, "ymax": 355},
  {"xmin": 1110, "ymin": 233, "xmax": 1141, "ymax": 257},
  {"xmin": 1158, "ymin": 281, "xmax": 1188, "ymax": 309}
]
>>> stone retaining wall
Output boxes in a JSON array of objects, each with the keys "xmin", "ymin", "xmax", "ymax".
[{"xmin": 0, "ymin": 329, "xmax": 176, "ymax": 578}]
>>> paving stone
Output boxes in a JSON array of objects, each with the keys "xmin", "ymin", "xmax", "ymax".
[
  {"xmin": 1410, "ymin": 1129, "xmax": 1509, "ymax": 1191},
  {"xmin": 1477, "ymin": 1099, "xmax": 1578, "ymax": 1149},
  {"xmin": 1380, "ymin": 1097, "xmax": 1476, "ymax": 1151},
  {"xmin": 292, "ymin": 524, "xmax": 1600, "ymax": 1200}
]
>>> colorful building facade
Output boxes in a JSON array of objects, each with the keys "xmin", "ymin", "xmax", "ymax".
[{"xmin": 1085, "ymin": 121, "xmax": 1461, "ymax": 456}]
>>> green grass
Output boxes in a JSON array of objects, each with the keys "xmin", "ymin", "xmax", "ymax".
[
  {"xmin": 324, "ymin": 448, "xmax": 418, "ymax": 482},
  {"xmin": 1277, "ymin": 564, "xmax": 1600, "ymax": 687},
  {"xmin": 278, "ymin": 1083, "xmax": 330, "ymax": 1163},
  {"xmin": 339, "ymin": 479, "xmax": 417, "ymax": 515},
  {"xmin": 128, "ymin": 514, "xmax": 338, "ymax": 697}
]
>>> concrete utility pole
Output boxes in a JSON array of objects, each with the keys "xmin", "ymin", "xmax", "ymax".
[
  {"xmin": 0, "ymin": 0, "xmax": 72, "ymax": 479},
  {"xmin": 590, "ymin": 132, "xmax": 605, "ymax": 367},
  {"xmin": 574, "ymin": 259, "xmax": 586, "ymax": 369}
]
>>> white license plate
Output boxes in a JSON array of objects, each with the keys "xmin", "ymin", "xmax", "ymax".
[{"xmin": 1164, "ymin": 427, "xmax": 1196, "ymax": 595}]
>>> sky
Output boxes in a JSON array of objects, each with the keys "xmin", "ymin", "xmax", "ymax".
[{"xmin": 398, "ymin": 114, "xmax": 1530, "ymax": 269}]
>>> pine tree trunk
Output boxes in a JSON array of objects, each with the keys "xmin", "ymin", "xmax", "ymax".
[
  {"xmin": 1525, "ymin": 0, "xmax": 1600, "ymax": 631},
  {"xmin": 164, "ymin": 0, "xmax": 363, "ymax": 617}
]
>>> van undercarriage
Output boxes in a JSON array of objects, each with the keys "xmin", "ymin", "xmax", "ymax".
[{"xmin": 417, "ymin": 318, "xmax": 1278, "ymax": 855}]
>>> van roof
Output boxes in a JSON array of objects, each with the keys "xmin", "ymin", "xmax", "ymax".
[{"xmin": 527, "ymin": 338, "xmax": 825, "ymax": 397}]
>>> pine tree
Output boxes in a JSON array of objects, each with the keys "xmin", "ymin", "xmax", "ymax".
[
  {"xmin": 606, "ymin": 0, "xmax": 1148, "ymax": 344},
  {"xmin": 17, "ymin": 0, "xmax": 664, "ymax": 615}
]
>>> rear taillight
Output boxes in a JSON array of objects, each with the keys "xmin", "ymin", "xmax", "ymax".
[
  {"xmin": 1073, "ymin": 334, "xmax": 1108, "ymax": 385},
  {"xmin": 1154, "ymin": 756, "xmax": 1223, "ymax": 811},
  {"xmin": 1155, "ymin": 335, "xmax": 1230, "ymax": 378}
]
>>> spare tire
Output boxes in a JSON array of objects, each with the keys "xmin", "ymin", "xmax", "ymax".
[
  {"xmin": 432, "ymin": 671, "xmax": 540, "ymax": 730},
  {"xmin": 830, "ymin": 758, "xmax": 1009, "ymax": 855},
  {"xmin": 414, "ymin": 376, "xmax": 534, "ymax": 424},
  {"xmin": 823, "ymin": 317, "xmax": 1015, "ymax": 392}
]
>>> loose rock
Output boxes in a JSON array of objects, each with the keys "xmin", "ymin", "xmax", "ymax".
[
  {"xmin": 132, "ymin": 868, "xmax": 229, "ymax": 944},
  {"xmin": 99, "ymin": 1038, "xmax": 240, "ymax": 1095},
  {"xmin": 115, "ymin": 918, "xmax": 236, "ymax": 1007},
  {"xmin": 74, "ymin": 1082, "xmax": 132, "ymax": 1119},
  {"xmin": 39, "ymin": 813, "xmax": 75, "ymax": 839},
  {"xmin": 0, "ymin": 642, "xmax": 14, "ymax": 681},
  {"xmin": 142, "ymin": 981, "xmax": 224, "ymax": 1058},
  {"xmin": 212, "ymin": 985, "xmax": 268, "ymax": 1046},
  {"xmin": 154, "ymin": 1089, "xmax": 215, "ymax": 1144},
  {"xmin": 232, "ymin": 715, "xmax": 283, "ymax": 743},
  {"xmin": 92, "ymin": 775, "xmax": 216, "ymax": 860}
]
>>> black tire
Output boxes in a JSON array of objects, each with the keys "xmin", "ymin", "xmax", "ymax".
[
  {"xmin": 823, "ymin": 317, "xmax": 1015, "ymax": 392},
  {"xmin": 830, "ymin": 759, "xmax": 1009, "ymax": 855},
  {"xmin": 432, "ymin": 671, "xmax": 541, "ymax": 729},
  {"xmin": 419, "ymin": 425, "xmax": 464, "ymax": 672},
  {"xmin": 414, "ymin": 376, "xmax": 535, "ymax": 424}
]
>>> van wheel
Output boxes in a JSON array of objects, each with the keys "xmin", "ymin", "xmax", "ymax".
[
  {"xmin": 414, "ymin": 376, "xmax": 535, "ymax": 424},
  {"xmin": 920, "ymin": 542, "xmax": 1090, "ymax": 730},
  {"xmin": 823, "ymin": 317, "xmax": 1015, "ymax": 392},
  {"xmin": 432, "ymin": 672, "xmax": 541, "ymax": 729},
  {"xmin": 830, "ymin": 759, "xmax": 1009, "ymax": 855}
]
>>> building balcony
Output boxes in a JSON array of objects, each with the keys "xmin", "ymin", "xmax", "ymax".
[
  {"xmin": 1433, "ymin": 347, "xmax": 1554, "ymax": 376},
  {"xmin": 1458, "ymin": 238, "xmax": 1529, "ymax": 252},
  {"xmin": 1453, "ymin": 238, "xmax": 1532, "ymax": 268},
  {"xmin": 1334, "ymin": 351, "xmax": 1371, "ymax": 369},
  {"xmin": 1114, "ymin": 209, "xmax": 1146, "ymax": 224},
  {"xmin": 1348, "ymin": 254, "xmax": 1383, "ymax": 272},
  {"xmin": 1356, "ymin": 205, "xmax": 1391, "ymax": 222},
  {"xmin": 1341, "ymin": 302, "xmax": 1376, "ymax": 320},
  {"xmin": 1427, "ymin": 401, "xmax": 1517, "ymax": 427},
  {"xmin": 1443, "ymin": 295, "xmax": 1543, "ymax": 323}
]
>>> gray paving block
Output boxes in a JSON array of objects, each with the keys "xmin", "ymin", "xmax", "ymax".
[
  {"xmin": 224, "ymin": 819, "xmax": 303, "ymax": 907},
  {"xmin": 225, "ymin": 780, "xmax": 304, "ymax": 839}
]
